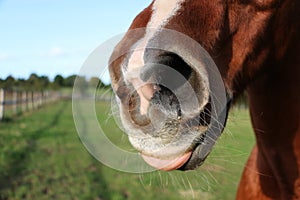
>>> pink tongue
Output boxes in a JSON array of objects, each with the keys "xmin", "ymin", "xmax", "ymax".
[{"xmin": 141, "ymin": 152, "xmax": 192, "ymax": 171}]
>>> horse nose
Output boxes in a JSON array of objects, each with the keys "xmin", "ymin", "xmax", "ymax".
[
  {"xmin": 122, "ymin": 52, "xmax": 195, "ymax": 128},
  {"xmin": 137, "ymin": 53, "xmax": 193, "ymax": 118}
]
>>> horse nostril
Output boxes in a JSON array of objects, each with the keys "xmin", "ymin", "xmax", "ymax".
[
  {"xmin": 140, "ymin": 63, "xmax": 158, "ymax": 82},
  {"xmin": 140, "ymin": 52, "xmax": 192, "ymax": 91}
]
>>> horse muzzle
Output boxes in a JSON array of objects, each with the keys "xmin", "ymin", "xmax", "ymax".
[{"xmin": 109, "ymin": 29, "xmax": 229, "ymax": 171}]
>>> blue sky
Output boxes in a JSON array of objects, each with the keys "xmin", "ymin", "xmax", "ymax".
[{"xmin": 0, "ymin": 0, "xmax": 151, "ymax": 81}]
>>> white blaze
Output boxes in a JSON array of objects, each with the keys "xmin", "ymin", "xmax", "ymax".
[
  {"xmin": 126, "ymin": 0, "xmax": 185, "ymax": 73},
  {"xmin": 125, "ymin": 0, "xmax": 185, "ymax": 115}
]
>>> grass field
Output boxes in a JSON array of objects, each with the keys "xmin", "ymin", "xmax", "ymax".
[{"xmin": 0, "ymin": 100, "xmax": 255, "ymax": 200}]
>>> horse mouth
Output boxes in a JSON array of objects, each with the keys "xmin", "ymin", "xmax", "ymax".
[
  {"xmin": 138, "ymin": 100, "xmax": 213, "ymax": 171},
  {"xmin": 112, "ymin": 51, "xmax": 227, "ymax": 171},
  {"xmin": 120, "ymin": 84, "xmax": 216, "ymax": 171}
]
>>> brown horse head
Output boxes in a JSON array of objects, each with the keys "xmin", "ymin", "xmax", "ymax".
[{"xmin": 109, "ymin": 0, "xmax": 300, "ymax": 197}]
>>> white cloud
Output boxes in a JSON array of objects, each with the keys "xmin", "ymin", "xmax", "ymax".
[
  {"xmin": 43, "ymin": 47, "xmax": 65, "ymax": 58},
  {"xmin": 0, "ymin": 52, "xmax": 10, "ymax": 61},
  {"xmin": 49, "ymin": 47, "xmax": 64, "ymax": 57},
  {"xmin": 39, "ymin": 47, "xmax": 65, "ymax": 58},
  {"xmin": 40, "ymin": 47, "xmax": 89, "ymax": 58}
]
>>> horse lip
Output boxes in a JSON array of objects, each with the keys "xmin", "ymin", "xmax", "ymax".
[
  {"xmin": 139, "ymin": 134, "xmax": 209, "ymax": 171},
  {"xmin": 138, "ymin": 129, "xmax": 209, "ymax": 171},
  {"xmin": 141, "ymin": 151, "xmax": 193, "ymax": 171},
  {"xmin": 179, "ymin": 142, "xmax": 209, "ymax": 170}
]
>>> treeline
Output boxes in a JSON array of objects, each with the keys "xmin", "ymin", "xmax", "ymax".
[{"xmin": 0, "ymin": 74, "xmax": 110, "ymax": 91}]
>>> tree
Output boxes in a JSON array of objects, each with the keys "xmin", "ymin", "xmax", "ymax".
[
  {"xmin": 24, "ymin": 73, "xmax": 49, "ymax": 90},
  {"xmin": 64, "ymin": 75, "xmax": 77, "ymax": 87},
  {"xmin": 74, "ymin": 76, "xmax": 87, "ymax": 95},
  {"xmin": 39, "ymin": 76, "xmax": 50, "ymax": 88},
  {"xmin": 53, "ymin": 75, "xmax": 64, "ymax": 88},
  {"xmin": 15, "ymin": 78, "xmax": 26, "ymax": 90},
  {"xmin": 0, "ymin": 78, "xmax": 4, "ymax": 88},
  {"xmin": 28, "ymin": 73, "xmax": 39, "ymax": 89},
  {"xmin": 3, "ymin": 75, "xmax": 15, "ymax": 89},
  {"xmin": 89, "ymin": 77, "xmax": 102, "ymax": 88}
]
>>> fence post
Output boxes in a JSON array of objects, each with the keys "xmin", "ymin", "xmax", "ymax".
[
  {"xmin": 39, "ymin": 91, "xmax": 43, "ymax": 108},
  {"xmin": 0, "ymin": 89, "xmax": 4, "ymax": 121},
  {"xmin": 22, "ymin": 91, "xmax": 27, "ymax": 113},
  {"xmin": 41, "ymin": 91, "xmax": 43, "ymax": 106},
  {"xmin": 13, "ymin": 90, "xmax": 17, "ymax": 115},
  {"xmin": 26, "ymin": 91, "xmax": 29, "ymax": 111},
  {"xmin": 44, "ymin": 91, "xmax": 48, "ymax": 104},
  {"xmin": 27, "ymin": 91, "xmax": 30, "ymax": 111},
  {"xmin": 37, "ymin": 91, "xmax": 40, "ymax": 108},
  {"xmin": 31, "ymin": 91, "xmax": 34, "ymax": 110}
]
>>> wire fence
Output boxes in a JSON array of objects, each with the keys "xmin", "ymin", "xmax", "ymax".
[
  {"xmin": 0, "ymin": 89, "xmax": 62, "ymax": 121},
  {"xmin": 0, "ymin": 87, "xmax": 113, "ymax": 121}
]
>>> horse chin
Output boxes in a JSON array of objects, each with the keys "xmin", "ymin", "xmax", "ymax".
[
  {"xmin": 179, "ymin": 141, "xmax": 210, "ymax": 171},
  {"xmin": 126, "ymin": 120, "xmax": 215, "ymax": 171}
]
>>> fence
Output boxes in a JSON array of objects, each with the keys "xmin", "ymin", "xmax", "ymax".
[{"xmin": 0, "ymin": 89, "xmax": 61, "ymax": 121}]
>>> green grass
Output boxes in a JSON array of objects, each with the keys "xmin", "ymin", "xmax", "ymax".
[{"xmin": 0, "ymin": 101, "xmax": 255, "ymax": 200}]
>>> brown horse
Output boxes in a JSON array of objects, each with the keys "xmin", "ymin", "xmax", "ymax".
[{"xmin": 109, "ymin": 0, "xmax": 300, "ymax": 199}]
